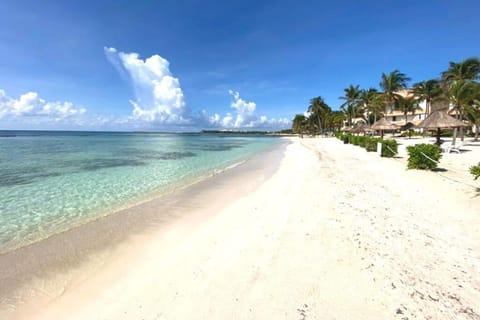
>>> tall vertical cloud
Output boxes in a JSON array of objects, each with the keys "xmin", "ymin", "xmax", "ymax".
[
  {"xmin": 104, "ymin": 47, "xmax": 189, "ymax": 124},
  {"xmin": 105, "ymin": 48, "xmax": 290, "ymax": 130}
]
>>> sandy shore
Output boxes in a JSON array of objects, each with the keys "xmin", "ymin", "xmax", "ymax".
[{"xmin": 5, "ymin": 137, "xmax": 480, "ymax": 319}]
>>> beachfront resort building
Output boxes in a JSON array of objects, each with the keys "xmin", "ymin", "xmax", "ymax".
[
  {"xmin": 383, "ymin": 90, "xmax": 427, "ymax": 127},
  {"xmin": 349, "ymin": 89, "xmax": 428, "ymax": 128},
  {"xmin": 350, "ymin": 89, "xmax": 460, "ymax": 129}
]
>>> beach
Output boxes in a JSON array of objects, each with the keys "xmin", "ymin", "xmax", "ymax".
[{"xmin": 3, "ymin": 137, "xmax": 480, "ymax": 319}]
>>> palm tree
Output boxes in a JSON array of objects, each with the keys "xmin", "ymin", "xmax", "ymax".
[
  {"xmin": 441, "ymin": 58, "xmax": 480, "ymax": 144},
  {"xmin": 447, "ymin": 80, "xmax": 479, "ymax": 144},
  {"xmin": 395, "ymin": 96, "xmax": 421, "ymax": 127},
  {"xmin": 308, "ymin": 96, "xmax": 330, "ymax": 134},
  {"xmin": 465, "ymin": 103, "xmax": 480, "ymax": 141},
  {"xmin": 359, "ymin": 88, "xmax": 380, "ymax": 124},
  {"xmin": 368, "ymin": 93, "xmax": 386, "ymax": 124},
  {"xmin": 292, "ymin": 114, "xmax": 307, "ymax": 137},
  {"xmin": 328, "ymin": 111, "xmax": 346, "ymax": 131},
  {"xmin": 412, "ymin": 79, "xmax": 442, "ymax": 116},
  {"xmin": 470, "ymin": 82, "xmax": 480, "ymax": 141},
  {"xmin": 306, "ymin": 114, "xmax": 318, "ymax": 135},
  {"xmin": 441, "ymin": 57, "xmax": 480, "ymax": 83},
  {"xmin": 339, "ymin": 85, "xmax": 362, "ymax": 126},
  {"xmin": 380, "ymin": 70, "xmax": 411, "ymax": 112},
  {"xmin": 320, "ymin": 104, "xmax": 332, "ymax": 133}
]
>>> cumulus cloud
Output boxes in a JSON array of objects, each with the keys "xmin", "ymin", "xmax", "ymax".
[
  {"xmin": 0, "ymin": 89, "xmax": 86, "ymax": 121},
  {"xmin": 208, "ymin": 90, "xmax": 290, "ymax": 129},
  {"xmin": 104, "ymin": 47, "xmax": 290, "ymax": 130},
  {"xmin": 228, "ymin": 90, "xmax": 256, "ymax": 127},
  {"xmin": 104, "ymin": 47, "xmax": 189, "ymax": 125}
]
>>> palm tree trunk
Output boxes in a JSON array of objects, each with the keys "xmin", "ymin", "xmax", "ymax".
[
  {"xmin": 436, "ymin": 128, "xmax": 441, "ymax": 145},
  {"xmin": 474, "ymin": 122, "xmax": 479, "ymax": 141},
  {"xmin": 459, "ymin": 111, "xmax": 465, "ymax": 142},
  {"xmin": 422, "ymin": 103, "xmax": 427, "ymax": 138},
  {"xmin": 317, "ymin": 114, "xmax": 322, "ymax": 135},
  {"xmin": 452, "ymin": 106, "xmax": 459, "ymax": 145}
]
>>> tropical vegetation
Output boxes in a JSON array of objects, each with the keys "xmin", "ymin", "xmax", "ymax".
[
  {"xmin": 471, "ymin": 162, "xmax": 480, "ymax": 180},
  {"xmin": 333, "ymin": 132, "xmax": 398, "ymax": 158},
  {"xmin": 406, "ymin": 144, "xmax": 442, "ymax": 170},
  {"xmin": 291, "ymin": 57, "xmax": 480, "ymax": 141},
  {"xmin": 339, "ymin": 85, "xmax": 362, "ymax": 127}
]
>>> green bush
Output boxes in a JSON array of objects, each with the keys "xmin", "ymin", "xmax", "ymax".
[
  {"xmin": 406, "ymin": 144, "xmax": 442, "ymax": 170},
  {"xmin": 470, "ymin": 163, "xmax": 480, "ymax": 180},
  {"xmin": 338, "ymin": 134, "xmax": 399, "ymax": 158},
  {"xmin": 399, "ymin": 130, "xmax": 423, "ymax": 137},
  {"xmin": 440, "ymin": 130, "xmax": 454, "ymax": 137},
  {"xmin": 349, "ymin": 135, "xmax": 358, "ymax": 145},
  {"xmin": 357, "ymin": 136, "xmax": 367, "ymax": 148},
  {"xmin": 380, "ymin": 139, "xmax": 398, "ymax": 157},
  {"xmin": 365, "ymin": 138, "xmax": 380, "ymax": 152}
]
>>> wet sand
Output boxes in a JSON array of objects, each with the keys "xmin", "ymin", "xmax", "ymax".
[
  {"xmin": 3, "ymin": 137, "xmax": 480, "ymax": 319},
  {"xmin": 0, "ymin": 140, "xmax": 287, "ymax": 319}
]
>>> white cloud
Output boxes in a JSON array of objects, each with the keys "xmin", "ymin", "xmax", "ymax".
[
  {"xmin": 0, "ymin": 89, "xmax": 86, "ymax": 120},
  {"xmin": 104, "ymin": 48, "xmax": 290, "ymax": 131},
  {"xmin": 104, "ymin": 47, "xmax": 189, "ymax": 125},
  {"xmin": 209, "ymin": 90, "xmax": 290, "ymax": 130},
  {"xmin": 228, "ymin": 90, "xmax": 256, "ymax": 116}
]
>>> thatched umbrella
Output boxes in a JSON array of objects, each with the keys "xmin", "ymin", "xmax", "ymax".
[
  {"xmin": 417, "ymin": 110, "xmax": 468, "ymax": 145},
  {"xmin": 363, "ymin": 126, "xmax": 374, "ymax": 135},
  {"xmin": 351, "ymin": 123, "xmax": 371, "ymax": 135},
  {"xmin": 371, "ymin": 118, "xmax": 397, "ymax": 139}
]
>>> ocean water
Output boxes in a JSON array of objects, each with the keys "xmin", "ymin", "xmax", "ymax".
[{"xmin": 0, "ymin": 131, "xmax": 279, "ymax": 253}]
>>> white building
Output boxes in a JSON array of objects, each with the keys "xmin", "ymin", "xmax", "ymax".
[
  {"xmin": 383, "ymin": 90, "xmax": 427, "ymax": 127},
  {"xmin": 346, "ymin": 89, "xmax": 465, "ymax": 130}
]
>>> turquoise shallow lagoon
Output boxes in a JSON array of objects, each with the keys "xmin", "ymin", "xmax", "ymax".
[{"xmin": 0, "ymin": 131, "xmax": 279, "ymax": 253}]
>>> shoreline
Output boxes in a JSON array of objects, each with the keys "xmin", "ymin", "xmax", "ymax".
[
  {"xmin": 0, "ymin": 138, "xmax": 282, "ymax": 255},
  {"xmin": 3, "ymin": 137, "xmax": 480, "ymax": 319},
  {"xmin": 0, "ymin": 139, "xmax": 289, "ymax": 319}
]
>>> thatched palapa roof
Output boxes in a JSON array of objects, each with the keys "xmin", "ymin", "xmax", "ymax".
[
  {"xmin": 417, "ymin": 110, "xmax": 468, "ymax": 129},
  {"xmin": 371, "ymin": 118, "xmax": 397, "ymax": 130},
  {"xmin": 351, "ymin": 123, "xmax": 372, "ymax": 133}
]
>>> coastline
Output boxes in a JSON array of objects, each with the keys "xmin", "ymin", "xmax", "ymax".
[
  {"xmin": 3, "ymin": 137, "xmax": 480, "ymax": 319},
  {"xmin": 0, "ymin": 139, "xmax": 289, "ymax": 319},
  {"xmin": 0, "ymin": 134, "xmax": 281, "ymax": 255}
]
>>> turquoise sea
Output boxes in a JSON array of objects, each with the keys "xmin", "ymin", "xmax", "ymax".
[{"xmin": 0, "ymin": 131, "xmax": 279, "ymax": 253}]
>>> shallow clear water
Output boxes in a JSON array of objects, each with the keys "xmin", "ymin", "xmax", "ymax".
[{"xmin": 0, "ymin": 131, "xmax": 279, "ymax": 253}]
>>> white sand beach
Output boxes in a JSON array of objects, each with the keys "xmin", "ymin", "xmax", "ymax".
[
  {"xmin": 7, "ymin": 137, "xmax": 480, "ymax": 320},
  {"xmin": 395, "ymin": 136, "xmax": 480, "ymax": 180}
]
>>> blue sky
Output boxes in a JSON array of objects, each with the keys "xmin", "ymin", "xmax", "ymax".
[{"xmin": 0, "ymin": 0, "xmax": 479, "ymax": 131}]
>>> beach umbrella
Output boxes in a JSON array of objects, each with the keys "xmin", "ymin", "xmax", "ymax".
[
  {"xmin": 351, "ymin": 124, "xmax": 362, "ymax": 134},
  {"xmin": 371, "ymin": 118, "xmax": 397, "ymax": 139},
  {"xmin": 363, "ymin": 126, "xmax": 374, "ymax": 135},
  {"xmin": 417, "ymin": 110, "xmax": 469, "ymax": 145},
  {"xmin": 351, "ymin": 123, "xmax": 369, "ymax": 135}
]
